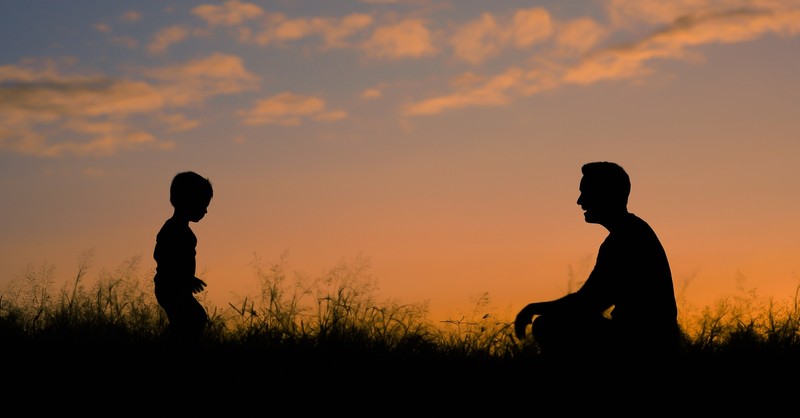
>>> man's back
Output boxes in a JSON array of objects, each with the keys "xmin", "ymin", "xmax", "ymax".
[{"xmin": 580, "ymin": 213, "xmax": 679, "ymax": 350}]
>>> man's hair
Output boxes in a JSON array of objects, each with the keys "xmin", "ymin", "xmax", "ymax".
[
  {"xmin": 170, "ymin": 171, "xmax": 213, "ymax": 208},
  {"xmin": 581, "ymin": 161, "xmax": 630, "ymax": 205}
]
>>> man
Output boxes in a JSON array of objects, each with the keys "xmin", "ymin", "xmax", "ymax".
[{"xmin": 514, "ymin": 162, "xmax": 681, "ymax": 360}]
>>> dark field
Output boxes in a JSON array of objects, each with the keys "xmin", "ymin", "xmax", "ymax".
[{"xmin": 3, "ymin": 256, "xmax": 799, "ymax": 413}]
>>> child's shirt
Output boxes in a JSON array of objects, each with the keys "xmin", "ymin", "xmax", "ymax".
[{"xmin": 153, "ymin": 217, "xmax": 197, "ymax": 292}]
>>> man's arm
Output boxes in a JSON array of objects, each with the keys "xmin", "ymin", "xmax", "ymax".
[{"xmin": 513, "ymin": 294, "xmax": 577, "ymax": 340}]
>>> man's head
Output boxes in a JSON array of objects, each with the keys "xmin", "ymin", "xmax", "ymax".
[
  {"xmin": 170, "ymin": 171, "xmax": 213, "ymax": 222},
  {"xmin": 577, "ymin": 161, "xmax": 630, "ymax": 224}
]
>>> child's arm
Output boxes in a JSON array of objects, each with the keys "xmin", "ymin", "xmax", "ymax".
[{"xmin": 189, "ymin": 277, "xmax": 207, "ymax": 294}]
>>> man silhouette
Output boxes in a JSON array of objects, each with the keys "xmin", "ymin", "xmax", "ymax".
[{"xmin": 514, "ymin": 162, "xmax": 681, "ymax": 361}]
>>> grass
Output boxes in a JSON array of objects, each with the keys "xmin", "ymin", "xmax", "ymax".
[{"xmin": 2, "ymin": 252, "xmax": 800, "ymax": 407}]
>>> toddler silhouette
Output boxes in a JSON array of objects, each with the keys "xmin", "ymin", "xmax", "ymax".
[{"xmin": 153, "ymin": 171, "xmax": 213, "ymax": 344}]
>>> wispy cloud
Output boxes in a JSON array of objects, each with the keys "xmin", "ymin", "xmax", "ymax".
[
  {"xmin": 0, "ymin": 54, "xmax": 259, "ymax": 157},
  {"xmin": 120, "ymin": 11, "xmax": 142, "ymax": 23},
  {"xmin": 143, "ymin": 53, "xmax": 260, "ymax": 105},
  {"xmin": 407, "ymin": 3, "xmax": 800, "ymax": 115},
  {"xmin": 450, "ymin": 8, "xmax": 553, "ymax": 65},
  {"xmin": 363, "ymin": 19, "xmax": 437, "ymax": 59},
  {"xmin": 556, "ymin": 17, "xmax": 607, "ymax": 53},
  {"xmin": 147, "ymin": 25, "xmax": 190, "ymax": 55},
  {"xmin": 0, "ymin": 62, "xmax": 168, "ymax": 157},
  {"xmin": 158, "ymin": 113, "xmax": 200, "ymax": 133},
  {"xmin": 249, "ymin": 13, "xmax": 374, "ymax": 49},
  {"xmin": 240, "ymin": 92, "xmax": 346, "ymax": 125},
  {"xmin": 404, "ymin": 67, "xmax": 526, "ymax": 115},
  {"xmin": 192, "ymin": 0, "xmax": 264, "ymax": 26},
  {"xmin": 362, "ymin": 87, "xmax": 383, "ymax": 99},
  {"xmin": 94, "ymin": 22, "xmax": 112, "ymax": 33},
  {"xmin": 564, "ymin": 8, "xmax": 800, "ymax": 84}
]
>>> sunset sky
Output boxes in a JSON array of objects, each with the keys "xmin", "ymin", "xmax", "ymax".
[{"xmin": 2, "ymin": 0, "xmax": 799, "ymax": 324}]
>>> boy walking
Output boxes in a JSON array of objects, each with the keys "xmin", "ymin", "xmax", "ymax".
[{"xmin": 153, "ymin": 171, "xmax": 213, "ymax": 344}]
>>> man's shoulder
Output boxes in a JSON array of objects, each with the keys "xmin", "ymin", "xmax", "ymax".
[{"xmin": 622, "ymin": 213, "xmax": 658, "ymax": 233}]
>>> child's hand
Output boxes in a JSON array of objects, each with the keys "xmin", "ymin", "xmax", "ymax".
[{"xmin": 190, "ymin": 277, "xmax": 207, "ymax": 294}]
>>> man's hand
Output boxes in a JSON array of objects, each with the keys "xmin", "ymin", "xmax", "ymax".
[{"xmin": 514, "ymin": 304, "xmax": 536, "ymax": 340}]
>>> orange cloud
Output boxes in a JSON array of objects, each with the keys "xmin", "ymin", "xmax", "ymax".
[
  {"xmin": 450, "ymin": 13, "xmax": 504, "ymax": 64},
  {"xmin": 192, "ymin": 0, "xmax": 264, "ymax": 26},
  {"xmin": 94, "ymin": 23, "xmax": 112, "ymax": 33},
  {"xmin": 252, "ymin": 13, "xmax": 373, "ymax": 49},
  {"xmin": 363, "ymin": 19, "xmax": 437, "ymax": 59},
  {"xmin": 362, "ymin": 87, "xmax": 382, "ymax": 99},
  {"xmin": 147, "ymin": 25, "xmax": 190, "ymax": 55},
  {"xmin": 450, "ymin": 8, "xmax": 552, "ymax": 64},
  {"xmin": 607, "ymin": 0, "xmax": 715, "ymax": 27},
  {"xmin": 144, "ymin": 53, "xmax": 260, "ymax": 106},
  {"xmin": 407, "ymin": 3, "xmax": 800, "ymax": 116},
  {"xmin": 564, "ymin": 8, "xmax": 800, "ymax": 85},
  {"xmin": 120, "ymin": 11, "xmax": 142, "ymax": 23},
  {"xmin": 0, "ymin": 64, "xmax": 168, "ymax": 157},
  {"xmin": 0, "ymin": 54, "xmax": 259, "ymax": 157},
  {"xmin": 513, "ymin": 8, "xmax": 554, "ymax": 48},
  {"xmin": 240, "ymin": 92, "xmax": 346, "ymax": 125},
  {"xmin": 159, "ymin": 113, "xmax": 200, "ymax": 133},
  {"xmin": 404, "ymin": 68, "xmax": 525, "ymax": 116},
  {"xmin": 557, "ymin": 17, "xmax": 607, "ymax": 53}
]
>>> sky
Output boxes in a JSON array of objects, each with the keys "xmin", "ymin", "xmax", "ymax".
[{"xmin": 2, "ymin": 0, "xmax": 800, "ymax": 324}]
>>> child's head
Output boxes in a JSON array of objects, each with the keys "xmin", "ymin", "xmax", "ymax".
[{"xmin": 170, "ymin": 171, "xmax": 213, "ymax": 221}]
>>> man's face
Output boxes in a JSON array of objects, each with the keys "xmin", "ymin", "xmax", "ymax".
[{"xmin": 576, "ymin": 176, "xmax": 609, "ymax": 224}]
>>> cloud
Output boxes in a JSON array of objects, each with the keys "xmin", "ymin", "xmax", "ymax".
[
  {"xmin": 564, "ymin": 7, "xmax": 800, "ymax": 84},
  {"xmin": 450, "ymin": 8, "xmax": 552, "ymax": 64},
  {"xmin": 404, "ymin": 67, "xmax": 525, "ymax": 116},
  {"xmin": 147, "ymin": 25, "xmax": 190, "ymax": 54},
  {"xmin": 159, "ymin": 113, "xmax": 200, "ymax": 133},
  {"xmin": 358, "ymin": 0, "xmax": 433, "ymax": 4},
  {"xmin": 607, "ymin": 0, "xmax": 716, "ymax": 27},
  {"xmin": 0, "ymin": 54, "xmax": 259, "ymax": 157},
  {"xmin": 0, "ymin": 63, "xmax": 170, "ymax": 157},
  {"xmin": 362, "ymin": 87, "xmax": 382, "ymax": 99},
  {"xmin": 556, "ymin": 17, "xmax": 607, "ymax": 53},
  {"xmin": 251, "ymin": 13, "xmax": 373, "ymax": 49},
  {"xmin": 192, "ymin": 0, "xmax": 264, "ymax": 26},
  {"xmin": 363, "ymin": 19, "xmax": 437, "ymax": 59},
  {"xmin": 94, "ymin": 23, "xmax": 112, "ymax": 33},
  {"xmin": 513, "ymin": 8, "xmax": 554, "ymax": 47},
  {"xmin": 406, "ymin": 3, "xmax": 800, "ymax": 116},
  {"xmin": 120, "ymin": 11, "xmax": 142, "ymax": 23},
  {"xmin": 240, "ymin": 92, "xmax": 346, "ymax": 125},
  {"xmin": 449, "ymin": 13, "xmax": 504, "ymax": 65},
  {"xmin": 1, "ymin": 76, "xmax": 163, "ymax": 118},
  {"xmin": 143, "ymin": 53, "xmax": 260, "ymax": 106}
]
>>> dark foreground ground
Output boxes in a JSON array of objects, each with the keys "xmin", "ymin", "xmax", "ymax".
[{"xmin": 5, "ymin": 337, "xmax": 799, "ymax": 414}]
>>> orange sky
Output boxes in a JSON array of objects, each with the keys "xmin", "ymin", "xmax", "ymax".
[{"xmin": 2, "ymin": 1, "xmax": 800, "ymax": 325}]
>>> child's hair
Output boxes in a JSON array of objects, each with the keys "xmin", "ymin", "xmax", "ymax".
[{"xmin": 170, "ymin": 171, "xmax": 213, "ymax": 208}]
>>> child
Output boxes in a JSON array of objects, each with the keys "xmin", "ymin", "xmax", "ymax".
[{"xmin": 153, "ymin": 171, "xmax": 213, "ymax": 344}]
